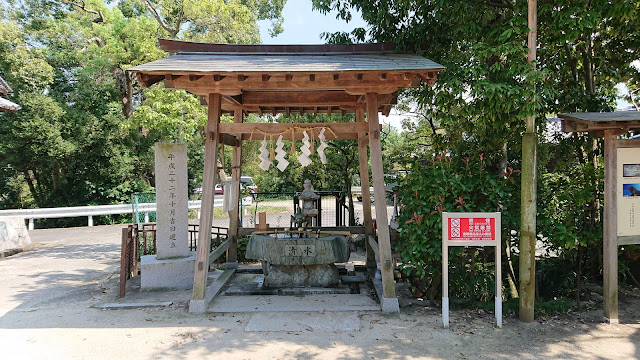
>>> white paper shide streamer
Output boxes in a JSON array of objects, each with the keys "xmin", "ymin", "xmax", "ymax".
[
  {"xmin": 317, "ymin": 128, "xmax": 328, "ymax": 164},
  {"xmin": 297, "ymin": 131, "xmax": 312, "ymax": 167},
  {"xmin": 275, "ymin": 135, "xmax": 289, "ymax": 171},
  {"xmin": 258, "ymin": 136, "xmax": 272, "ymax": 171}
]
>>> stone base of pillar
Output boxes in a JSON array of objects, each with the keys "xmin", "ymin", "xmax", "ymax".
[{"xmin": 140, "ymin": 251, "xmax": 196, "ymax": 290}]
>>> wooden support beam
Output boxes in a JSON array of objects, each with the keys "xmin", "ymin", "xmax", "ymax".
[
  {"xmin": 367, "ymin": 235, "xmax": 379, "ymax": 257},
  {"xmin": 192, "ymin": 93, "xmax": 221, "ymax": 306},
  {"xmin": 226, "ymin": 107, "xmax": 243, "ymax": 268},
  {"xmin": 366, "ymin": 92, "xmax": 398, "ymax": 311},
  {"xmin": 219, "ymin": 133, "xmax": 240, "ymax": 147},
  {"xmin": 218, "ymin": 122, "xmax": 374, "ymax": 140},
  {"xmin": 603, "ymin": 130, "xmax": 618, "ymax": 323},
  {"xmin": 240, "ymin": 91, "xmax": 361, "ymax": 107},
  {"xmin": 357, "ymin": 108, "xmax": 376, "ymax": 275},
  {"xmin": 208, "ymin": 239, "xmax": 231, "ymax": 266},
  {"xmin": 169, "ymin": 72, "xmax": 411, "ymax": 95}
]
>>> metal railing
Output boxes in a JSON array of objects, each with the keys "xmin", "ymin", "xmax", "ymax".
[
  {"xmin": 0, "ymin": 201, "xmax": 209, "ymax": 230},
  {"xmin": 119, "ymin": 223, "xmax": 228, "ymax": 297}
]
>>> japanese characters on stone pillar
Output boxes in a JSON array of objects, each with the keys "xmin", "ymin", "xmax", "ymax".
[{"xmin": 155, "ymin": 143, "xmax": 189, "ymax": 259}]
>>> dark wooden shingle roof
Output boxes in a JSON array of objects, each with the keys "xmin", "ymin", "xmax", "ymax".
[
  {"xmin": 128, "ymin": 39, "xmax": 444, "ymax": 115},
  {"xmin": 559, "ymin": 112, "xmax": 640, "ymax": 133}
]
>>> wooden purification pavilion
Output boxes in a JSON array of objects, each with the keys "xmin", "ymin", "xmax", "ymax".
[{"xmin": 129, "ymin": 39, "xmax": 444, "ymax": 312}]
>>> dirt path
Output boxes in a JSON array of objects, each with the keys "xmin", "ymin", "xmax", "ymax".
[{"xmin": 0, "ymin": 225, "xmax": 639, "ymax": 359}]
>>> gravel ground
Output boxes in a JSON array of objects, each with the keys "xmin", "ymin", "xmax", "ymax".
[{"xmin": 0, "ymin": 225, "xmax": 639, "ymax": 360}]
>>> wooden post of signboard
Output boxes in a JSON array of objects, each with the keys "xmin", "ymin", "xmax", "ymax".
[
  {"xmin": 226, "ymin": 107, "xmax": 243, "ymax": 269},
  {"xmin": 190, "ymin": 93, "xmax": 221, "ymax": 313},
  {"xmin": 442, "ymin": 212, "xmax": 502, "ymax": 328},
  {"xmin": 356, "ymin": 108, "xmax": 377, "ymax": 276},
  {"xmin": 603, "ymin": 129, "xmax": 618, "ymax": 323},
  {"xmin": 366, "ymin": 93, "xmax": 399, "ymax": 312}
]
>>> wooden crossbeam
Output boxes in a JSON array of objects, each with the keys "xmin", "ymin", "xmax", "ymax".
[
  {"xmin": 218, "ymin": 122, "xmax": 375, "ymax": 141},
  {"xmin": 562, "ymin": 119, "xmax": 640, "ymax": 133},
  {"xmin": 168, "ymin": 72, "xmax": 413, "ymax": 96}
]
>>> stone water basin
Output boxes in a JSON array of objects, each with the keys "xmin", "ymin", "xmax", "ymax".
[{"xmin": 245, "ymin": 232, "xmax": 350, "ymax": 288}]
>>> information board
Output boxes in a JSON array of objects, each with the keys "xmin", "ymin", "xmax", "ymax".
[
  {"xmin": 617, "ymin": 147, "xmax": 640, "ymax": 237},
  {"xmin": 447, "ymin": 217, "xmax": 497, "ymax": 241},
  {"xmin": 442, "ymin": 212, "xmax": 502, "ymax": 328}
]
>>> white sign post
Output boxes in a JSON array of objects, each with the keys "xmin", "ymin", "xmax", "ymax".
[{"xmin": 442, "ymin": 212, "xmax": 502, "ymax": 328}]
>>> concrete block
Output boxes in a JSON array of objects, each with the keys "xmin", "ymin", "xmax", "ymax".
[
  {"xmin": 0, "ymin": 217, "xmax": 32, "ymax": 256},
  {"xmin": 189, "ymin": 299, "xmax": 206, "ymax": 313},
  {"xmin": 140, "ymin": 252, "xmax": 196, "ymax": 290},
  {"xmin": 380, "ymin": 296, "xmax": 400, "ymax": 313}
]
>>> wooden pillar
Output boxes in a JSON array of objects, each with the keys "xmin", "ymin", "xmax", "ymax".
[
  {"xmin": 520, "ymin": 0, "xmax": 538, "ymax": 323},
  {"xmin": 366, "ymin": 93, "xmax": 399, "ymax": 312},
  {"xmin": 191, "ymin": 93, "xmax": 221, "ymax": 310},
  {"xmin": 603, "ymin": 130, "xmax": 618, "ymax": 323},
  {"xmin": 356, "ymin": 109, "xmax": 376, "ymax": 275},
  {"xmin": 226, "ymin": 108, "xmax": 243, "ymax": 268}
]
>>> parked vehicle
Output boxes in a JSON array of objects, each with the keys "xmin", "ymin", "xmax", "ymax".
[
  {"xmin": 197, "ymin": 176, "xmax": 257, "ymax": 198},
  {"xmin": 241, "ymin": 176, "xmax": 258, "ymax": 197}
]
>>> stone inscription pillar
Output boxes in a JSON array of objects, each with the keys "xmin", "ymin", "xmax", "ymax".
[{"xmin": 155, "ymin": 143, "xmax": 189, "ymax": 259}]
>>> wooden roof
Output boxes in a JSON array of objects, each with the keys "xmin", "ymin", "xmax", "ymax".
[
  {"xmin": 559, "ymin": 112, "xmax": 640, "ymax": 134},
  {"xmin": 0, "ymin": 96, "xmax": 21, "ymax": 112},
  {"xmin": 0, "ymin": 75, "xmax": 20, "ymax": 112},
  {"xmin": 129, "ymin": 39, "xmax": 444, "ymax": 116},
  {"xmin": 0, "ymin": 75, "xmax": 12, "ymax": 97}
]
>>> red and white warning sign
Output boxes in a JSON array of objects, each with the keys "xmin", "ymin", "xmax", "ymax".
[
  {"xmin": 447, "ymin": 217, "xmax": 496, "ymax": 241},
  {"xmin": 442, "ymin": 212, "xmax": 502, "ymax": 328}
]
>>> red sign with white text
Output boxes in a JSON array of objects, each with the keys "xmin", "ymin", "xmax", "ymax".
[{"xmin": 447, "ymin": 217, "xmax": 496, "ymax": 241}]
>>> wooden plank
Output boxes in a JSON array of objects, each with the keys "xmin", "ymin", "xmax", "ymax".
[
  {"xmin": 119, "ymin": 227, "xmax": 129, "ymax": 298},
  {"xmin": 240, "ymin": 91, "xmax": 360, "ymax": 107},
  {"xmin": 256, "ymin": 211, "xmax": 268, "ymax": 231},
  {"xmin": 367, "ymin": 235, "xmax": 379, "ymax": 257},
  {"xmin": 366, "ymin": 92, "xmax": 397, "ymax": 302},
  {"xmin": 357, "ymin": 108, "xmax": 377, "ymax": 274},
  {"xmin": 219, "ymin": 133, "xmax": 240, "ymax": 147},
  {"xmin": 192, "ymin": 93, "xmax": 221, "ymax": 301},
  {"xmin": 169, "ymin": 72, "xmax": 413, "ymax": 95},
  {"xmin": 226, "ymin": 108, "xmax": 243, "ymax": 267},
  {"xmin": 616, "ymin": 138, "xmax": 640, "ymax": 148},
  {"xmin": 203, "ymin": 268, "xmax": 236, "ymax": 310},
  {"xmin": 208, "ymin": 239, "xmax": 231, "ymax": 266},
  {"xmin": 603, "ymin": 130, "xmax": 619, "ymax": 323}
]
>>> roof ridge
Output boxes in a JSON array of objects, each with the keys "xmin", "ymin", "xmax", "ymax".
[{"xmin": 158, "ymin": 39, "xmax": 398, "ymax": 55}]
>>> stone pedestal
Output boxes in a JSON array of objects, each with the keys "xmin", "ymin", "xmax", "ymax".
[
  {"xmin": 246, "ymin": 233, "xmax": 350, "ymax": 288},
  {"xmin": 264, "ymin": 264, "xmax": 339, "ymax": 287},
  {"xmin": 154, "ymin": 143, "xmax": 189, "ymax": 259},
  {"xmin": 140, "ymin": 252, "xmax": 197, "ymax": 290},
  {"xmin": 0, "ymin": 217, "xmax": 32, "ymax": 256}
]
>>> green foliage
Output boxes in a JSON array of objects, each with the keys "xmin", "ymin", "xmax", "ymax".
[
  {"xmin": 397, "ymin": 154, "xmax": 519, "ymax": 300},
  {"xmin": 539, "ymin": 163, "xmax": 603, "ymax": 250}
]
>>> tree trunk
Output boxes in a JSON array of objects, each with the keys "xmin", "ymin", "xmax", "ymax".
[
  {"xmin": 23, "ymin": 169, "xmax": 41, "ymax": 207},
  {"xmin": 505, "ymin": 235, "xmax": 519, "ymax": 298}
]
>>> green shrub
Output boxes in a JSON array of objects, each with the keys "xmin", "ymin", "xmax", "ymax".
[{"xmin": 396, "ymin": 153, "xmax": 519, "ymax": 301}]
